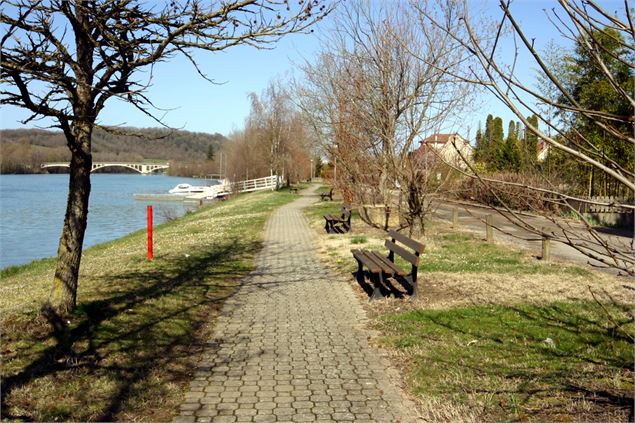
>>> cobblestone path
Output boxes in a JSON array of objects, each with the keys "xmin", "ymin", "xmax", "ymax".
[{"xmin": 174, "ymin": 188, "xmax": 417, "ymax": 423}]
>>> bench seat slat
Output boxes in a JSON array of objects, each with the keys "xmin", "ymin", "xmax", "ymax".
[
  {"xmin": 351, "ymin": 249, "xmax": 381, "ymax": 273},
  {"xmin": 372, "ymin": 253, "xmax": 408, "ymax": 276},
  {"xmin": 364, "ymin": 251, "xmax": 395, "ymax": 275},
  {"xmin": 388, "ymin": 230, "xmax": 424, "ymax": 253},
  {"xmin": 385, "ymin": 240, "xmax": 419, "ymax": 266}
]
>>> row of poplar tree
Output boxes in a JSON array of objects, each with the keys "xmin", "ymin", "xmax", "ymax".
[
  {"xmin": 473, "ymin": 26, "xmax": 632, "ymax": 198},
  {"xmin": 474, "ymin": 114, "xmax": 540, "ymax": 173}
]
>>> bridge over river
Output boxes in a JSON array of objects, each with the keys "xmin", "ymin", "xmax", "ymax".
[{"xmin": 41, "ymin": 161, "xmax": 169, "ymax": 174}]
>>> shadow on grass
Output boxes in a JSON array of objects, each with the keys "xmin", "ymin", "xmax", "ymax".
[
  {"xmin": 381, "ymin": 301, "xmax": 634, "ymax": 420},
  {"xmin": 1, "ymin": 237, "xmax": 261, "ymax": 422}
]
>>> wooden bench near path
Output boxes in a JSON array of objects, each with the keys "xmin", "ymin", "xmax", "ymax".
[
  {"xmin": 320, "ymin": 188, "xmax": 334, "ymax": 201},
  {"xmin": 351, "ymin": 230, "xmax": 424, "ymax": 299},
  {"xmin": 324, "ymin": 204, "xmax": 352, "ymax": 233}
]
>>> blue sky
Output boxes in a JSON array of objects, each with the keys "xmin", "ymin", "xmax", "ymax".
[{"xmin": 0, "ymin": 1, "xmax": 624, "ymax": 139}]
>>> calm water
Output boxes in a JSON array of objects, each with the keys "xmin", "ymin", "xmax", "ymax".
[{"xmin": 0, "ymin": 174, "xmax": 212, "ymax": 269}]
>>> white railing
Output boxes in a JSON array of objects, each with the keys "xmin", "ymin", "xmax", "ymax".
[
  {"xmin": 231, "ymin": 175, "xmax": 280, "ymax": 193},
  {"xmin": 184, "ymin": 175, "xmax": 280, "ymax": 201}
]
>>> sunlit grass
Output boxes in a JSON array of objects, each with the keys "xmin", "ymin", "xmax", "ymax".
[
  {"xmin": 376, "ymin": 302, "xmax": 634, "ymax": 421},
  {"xmin": 422, "ymin": 233, "xmax": 590, "ymax": 276},
  {"xmin": 303, "ymin": 200, "xmax": 633, "ymax": 421},
  {"xmin": 0, "ymin": 189, "xmax": 296, "ymax": 422}
]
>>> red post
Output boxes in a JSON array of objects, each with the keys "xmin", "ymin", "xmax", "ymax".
[{"xmin": 147, "ymin": 205, "xmax": 153, "ymax": 260}]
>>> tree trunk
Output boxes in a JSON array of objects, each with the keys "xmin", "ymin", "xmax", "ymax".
[
  {"xmin": 47, "ymin": 127, "xmax": 92, "ymax": 316},
  {"xmin": 406, "ymin": 180, "xmax": 425, "ymax": 238}
]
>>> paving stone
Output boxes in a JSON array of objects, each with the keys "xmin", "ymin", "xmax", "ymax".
[
  {"xmin": 236, "ymin": 396, "xmax": 258, "ymax": 404},
  {"xmin": 331, "ymin": 412, "xmax": 355, "ymax": 421},
  {"xmin": 273, "ymin": 407, "xmax": 295, "ymax": 417},
  {"xmin": 216, "ymin": 403, "xmax": 239, "ymax": 411},
  {"xmin": 195, "ymin": 410, "xmax": 219, "ymax": 419},
  {"xmin": 181, "ymin": 403, "xmax": 202, "ymax": 411},
  {"xmin": 274, "ymin": 396, "xmax": 295, "ymax": 405},
  {"xmin": 291, "ymin": 414, "xmax": 315, "ymax": 422},
  {"xmin": 255, "ymin": 402, "xmax": 276, "ymax": 410},
  {"xmin": 253, "ymin": 415, "xmax": 276, "ymax": 423},
  {"xmin": 173, "ymin": 188, "xmax": 418, "ymax": 423}
]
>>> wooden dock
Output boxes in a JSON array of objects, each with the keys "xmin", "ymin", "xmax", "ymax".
[{"xmin": 133, "ymin": 175, "xmax": 280, "ymax": 203}]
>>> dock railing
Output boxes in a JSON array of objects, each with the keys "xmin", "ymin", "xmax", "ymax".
[{"xmin": 231, "ymin": 175, "xmax": 280, "ymax": 194}]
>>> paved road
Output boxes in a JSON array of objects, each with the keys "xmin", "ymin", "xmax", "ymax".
[
  {"xmin": 433, "ymin": 199, "xmax": 634, "ymax": 275},
  {"xmin": 174, "ymin": 187, "xmax": 417, "ymax": 423}
]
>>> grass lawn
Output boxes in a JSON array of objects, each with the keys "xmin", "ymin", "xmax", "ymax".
[
  {"xmin": 376, "ymin": 302, "xmax": 633, "ymax": 421},
  {"xmin": 0, "ymin": 190, "xmax": 296, "ymax": 422},
  {"xmin": 303, "ymin": 200, "xmax": 634, "ymax": 421}
]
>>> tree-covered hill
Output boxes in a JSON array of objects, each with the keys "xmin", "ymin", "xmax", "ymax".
[{"xmin": 0, "ymin": 128, "xmax": 227, "ymax": 173}]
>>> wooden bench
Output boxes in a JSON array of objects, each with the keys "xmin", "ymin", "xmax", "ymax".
[
  {"xmin": 324, "ymin": 205, "xmax": 352, "ymax": 233},
  {"xmin": 320, "ymin": 188, "xmax": 333, "ymax": 201},
  {"xmin": 351, "ymin": 230, "xmax": 424, "ymax": 299}
]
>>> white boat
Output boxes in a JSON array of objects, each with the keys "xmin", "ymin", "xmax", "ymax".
[{"xmin": 168, "ymin": 183, "xmax": 207, "ymax": 195}]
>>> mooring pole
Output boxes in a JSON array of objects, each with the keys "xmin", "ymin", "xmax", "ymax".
[{"xmin": 147, "ymin": 205, "xmax": 153, "ymax": 260}]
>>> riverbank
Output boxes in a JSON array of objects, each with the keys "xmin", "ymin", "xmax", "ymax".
[
  {"xmin": 0, "ymin": 189, "xmax": 297, "ymax": 421},
  {"xmin": 0, "ymin": 173, "xmax": 205, "ymax": 269}
]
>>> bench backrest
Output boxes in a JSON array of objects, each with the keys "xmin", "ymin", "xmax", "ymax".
[
  {"xmin": 385, "ymin": 230, "xmax": 424, "ymax": 267},
  {"xmin": 341, "ymin": 204, "xmax": 352, "ymax": 223}
]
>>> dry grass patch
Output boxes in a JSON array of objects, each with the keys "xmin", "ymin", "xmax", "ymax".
[{"xmin": 303, "ymin": 200, "xmax": 635, "ymax": 422}]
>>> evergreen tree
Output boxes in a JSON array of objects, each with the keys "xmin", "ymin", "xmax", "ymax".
[
  {"xmin": 561, "ymin": 27, "xmax": 633, "ymax": 195},
  {"xmin": 474, "ymin": 125, "xmax": 484, "ymax": 163},
  {"xmin": 503, "ymin": 120, "xmax": 521, "ymax": 171},
  {"xmin": 490, "ymin": 116, "xmax": 505, "ymax": 170},
  {"xmin": 522, "ymin": 114, "xmax": 539, "ymax": 170},
  {"xmin": 477, "ymin": 114, "xmax": 508, "ymax": 171},
  {"xmin": 207, "ymin": 144, "xmax": 215, "ymax": 161}
]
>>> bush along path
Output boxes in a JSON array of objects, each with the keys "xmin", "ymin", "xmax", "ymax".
[{"xmin": 174, "ymin": 185, "xmax": 418, "ymax": 423}]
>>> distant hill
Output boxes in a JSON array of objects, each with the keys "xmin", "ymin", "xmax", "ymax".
[{"xmin": 0, "ymin": 127, "xmax": 227, "ymax": 174}]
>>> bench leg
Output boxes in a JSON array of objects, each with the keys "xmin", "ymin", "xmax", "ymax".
[
  {"xmin": 355, "ymin": 259, "xmax": 364, "ymax": 283},
  {"xmin": 324, "ymin": 220, "xmax": 332, "ymax": 233},
  {"xmin": 407, "ymin": 273, "xmax": 418, "ymax": 298},
  {"xmin": 369, "ymin": 272, "xmax": 386, "ymax": 301}
]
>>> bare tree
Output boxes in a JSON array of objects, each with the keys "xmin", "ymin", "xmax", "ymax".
[
  {"xmin": 414, "ymin": 0, "xmax": 634, "ymax": 275},
  {"xmin": 226, "ymin": 80, "xmax": 313, "ymax": 185},
  {"xmin": 297, "ymin": 0, "xmax": 474, "ymax": 234},
  {"xmin": 1, "ymin": 0, "xmax": 332, "ymax": 316}
]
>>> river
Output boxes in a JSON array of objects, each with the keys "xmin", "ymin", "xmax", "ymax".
[{"xmin": 0, "ymin": 174, "xmax": 214, "ymax": 269}]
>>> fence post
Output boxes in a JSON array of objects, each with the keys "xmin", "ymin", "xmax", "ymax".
[
  {"xmin": 542, "ymin": 227, "xmax": 551, "ymax": 261},
  {"xmin": 452, "ymin": 208, "xmax": 459, "ymax": 228},
  {"xmin": 485, "ymin": 214, "xmax": 493, "ymax": 242}
]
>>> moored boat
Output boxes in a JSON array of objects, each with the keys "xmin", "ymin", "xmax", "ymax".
[{"xmin": 168, "ymin": 183, "xmax": 207, "ymax": 195}]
